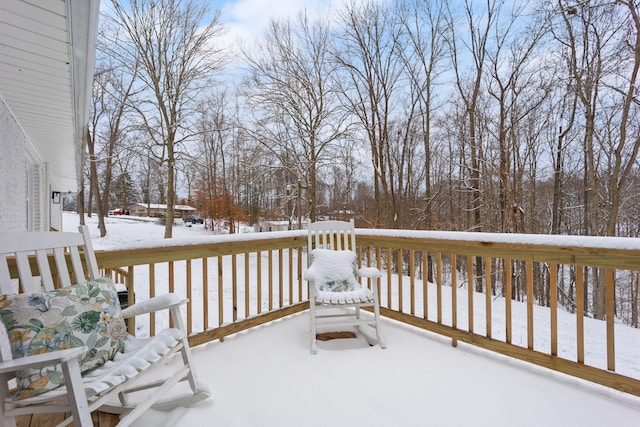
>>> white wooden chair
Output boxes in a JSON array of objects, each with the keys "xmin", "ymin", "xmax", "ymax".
[
  {"xmin": 303, "ymin": 220, "xmax": 385, "ymax": 354},
  {"xmin": 0, "ymin": 226, "xmax": 210, "ymax": 427}
]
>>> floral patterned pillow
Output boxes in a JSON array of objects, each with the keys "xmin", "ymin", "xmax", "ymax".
[{"xmin": 0, "ymin": 276, "xmax": 127, "ymax": 400}]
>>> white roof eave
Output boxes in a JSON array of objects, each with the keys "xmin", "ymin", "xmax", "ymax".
[
  {"xmin": 68, "ymin": 0, "xmax": 100, "ymax": 191},
  {"xmin": 0, "ymin": 0, "xmax": 100, "ymax": 192}
]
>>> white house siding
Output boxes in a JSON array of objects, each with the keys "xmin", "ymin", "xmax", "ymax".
[
  {"xmin": 0, "ymin": 97, "xmax": 46, "ymax": 232},
  {"xmin": 49, "ymin": 194, "xmax": 63, "ymax": 231}
]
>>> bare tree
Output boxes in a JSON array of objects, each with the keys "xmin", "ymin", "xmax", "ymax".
[
  {"xmin": 604, "ymin": 0, "xmax": 640, "ymax": 237},
  {"xmin": 87, "ymin": 45, "xmax": 139, "ymax": 236},
  {"xmin": 397, "ymin": 0, "xmax": 449, "ymax": 230},
  {"xmin": 485, "ymin": 1, "xmax": 548, "ymax": 233},
  {"xmin": 87, "ymin": 60, "xmax": 136, "ymax": 237},
  {"xmin": 189, "ymin": 91, "xmax": 239, "ymax": 231},
  {"xmin": 445, "ymin": 0, "xmax": 500, "ymax": 291},
  {"xmin": 107, "ymin": 0, "xmax": 226, "ymax": 237},
  {"xmin": 557, "ymin": 1, "xmax": 604, "ymax": 239},
  {"xmin": 242, "ymin": 11, "xmax": 347, "ymax": 223},
  {"xmin": 85, "ymin": 126, "xmax": 106, "ymax": 235},
  {"xmin": 552, "ymin": 0, "xmax": 635, "ymax": 318},
  {"xmin": 335, "ymin": 0, "xmax": 404, "ymax": 228},
  {"xmin": 445, "ymin": 0, "xmax": 502, "ymax": 234}
]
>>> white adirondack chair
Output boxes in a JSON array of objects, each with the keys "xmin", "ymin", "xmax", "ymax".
[
  {"xmin": 0, "ymin": 226, "xmax": 210, "ymax": 427},
  {"xmin": 304, "ymin": 220, "xmax": 385, "ymax": 354}
]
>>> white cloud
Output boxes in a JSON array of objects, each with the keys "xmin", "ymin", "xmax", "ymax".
[
  {"xmin": 211, "ymin": 0, "xmax": 384, "ymax": 80},
  {"xmin": 211, "ymin": 0, "xmax": 333, "ymax": 78},
  {"xmin": 219, "ymin": 0, "xmax": 328, "ymax": 46},
  {"xmin": 217, "ymin": 0, "xmax": 379, "ymax": 47}
]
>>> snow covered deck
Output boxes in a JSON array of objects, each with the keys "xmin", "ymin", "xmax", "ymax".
[
  {"xmin": 55, "ymin": 214, "xmax": 640, "ymax": 425},
  {"xmin": 131, "ymin": 312, "xmax": 640, "ymax": 427}
]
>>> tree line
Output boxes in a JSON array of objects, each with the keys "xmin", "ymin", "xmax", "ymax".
[{"xmin": 79, "ymin": 0, "xmax": 639, "ymax": 326}]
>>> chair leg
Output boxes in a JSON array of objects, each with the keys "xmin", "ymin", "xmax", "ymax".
[
  {"xmin": 61, "ymin": 357, "xmax": 94, "ymax": 426},
  {"xmin": 0, "ymin": 373, "xmax": 17, "ymax": 427},
  {"xmin": 169, "ymin": 306, "xmax": 211, "ymax": 398},
  {"xmin": 180, "ymin": 345, "xmax": 199, "ymax": 392},
  {"xmin": 146, "ymin": 307, "xmax": 211, "ymax": 413},
  {"xmin": 372, "ymin": 278, "xmax": 386, "ymax": 349},
  {"xmin": 310, "ymin": 295, "xmax": 318, "ymax": 354},
  {"xmin": 170, "ymin": 306, "xmax": 198, "ymax": 391},
  {"xmin": 373, "ymin": 303, "xmax": 386, "ymax": 349}
]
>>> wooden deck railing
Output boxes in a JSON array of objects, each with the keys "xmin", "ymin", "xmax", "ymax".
[
  {"xmin": 93, "ymin": 229, "xmax": 640, "ymax": 398},
  {"xmin": 96, "ymin": 232, "xmax": 310, "ymax": 342}
]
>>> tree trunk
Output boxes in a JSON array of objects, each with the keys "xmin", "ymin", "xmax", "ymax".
[
  {"xmin": 87, "ymin": 128, "xmax": 106, "ymax": 237},
  {"xmin": 77, "ymin": 175, "xmax": 86, "ymax": 226},
  {"xmin": 164, "ymin": 146, "xmax": 176, "ymax": 239}
]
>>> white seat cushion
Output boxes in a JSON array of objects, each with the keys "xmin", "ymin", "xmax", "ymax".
[
  {"xmin": 304, "ymin": 249, "xmax": 375, "ymax": 305},
  {"xmin": 11, "ymin": 328, "xmax": 184, "ymax": 405}
]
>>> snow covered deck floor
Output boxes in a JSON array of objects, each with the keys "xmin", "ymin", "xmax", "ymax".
[{"xmin": 131, "ymin": 313, "xmax": 640, "ymax": 427}]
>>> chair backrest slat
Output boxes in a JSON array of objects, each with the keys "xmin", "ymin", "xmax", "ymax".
[
  {"xmin": 68, "ymin": 246, "xmax": 86, "ymax": 286},
  {"xmin": 15, "ymin": 252, "xmax": 34, "ymax": 293},
  {"xmin": 0, "ymin": 255, "xmax": 13, "ymax": 294},
  {"xmin": 35, "ymin": 249, "xmax": 55, "ymax": 291},
  {"xmin": 53, "ymin": 247, "xmax": 72, "ymax": 288},
  {"xmin": 80, "ymin": 225, "xmax": 99, "ymax": 280},
  {"xmin": 307, "ymin": 219, "xmax": 357, "ymax": 264}
]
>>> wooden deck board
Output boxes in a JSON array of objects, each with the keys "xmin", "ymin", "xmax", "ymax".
[{"xmin": 16, "ymin": 411, "xmax": 120, "ymax": 427}]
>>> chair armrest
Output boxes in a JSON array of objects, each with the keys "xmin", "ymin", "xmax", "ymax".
[
  {"xmin": 357, "ymin": 267, "xmax": 382, "ymax": 278},
  {"xmin": 121, "ymin": 293, "xmax": 187, "ymax": 319},
  {"xmin": 0, "ymin": 347, "xmax": 86, "ymax": 374},
  {"xmin": 303, "ymin": 269, "xmax": 318, "ymax": 282}
]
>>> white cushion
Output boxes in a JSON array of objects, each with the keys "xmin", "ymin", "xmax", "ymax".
[{"xmin": 304, "ymin": 249, "xmax": 374, "ymax": 304}]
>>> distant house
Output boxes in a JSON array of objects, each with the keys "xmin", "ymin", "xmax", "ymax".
[
  {"xmin": 256, "ymin": 220, "xmax": 296, "ymax": 232},
  {"xmin": 325, "ymin": 210, "xmax": 355, "ymax": 221},
  {"xmin": 0, "ymin": 1, "xmax": 100, "ymax": 232},
  {"xmin": 128, "ymin": 203, "xmax": 198, "ymax": 218}
]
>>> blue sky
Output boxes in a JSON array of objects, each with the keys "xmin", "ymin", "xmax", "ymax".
[
  {"xmin": 206, "ymin": 0, "xmax": 380, "ymax": 79},
  {"xmin": 100, "ymin": 1, "xmax": 383, "ymax": 63},
  {"xmin": 214, "ymin": 0, "xmax": 374, "ymax": 45}
]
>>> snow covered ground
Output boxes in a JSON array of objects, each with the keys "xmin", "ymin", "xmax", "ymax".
[
  {"xmin": 133, "ymin": 312, "xmax": 640, "ymax": 427},
  {"xmin": 63, "ymin": 212, "xmax": 640, "ymax": 426},
  {"xmin": 65, "ymin": 213, "xmax": 240, "ymax": 250}
]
